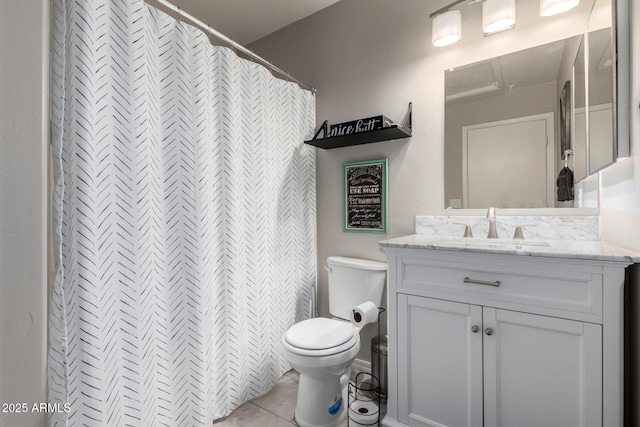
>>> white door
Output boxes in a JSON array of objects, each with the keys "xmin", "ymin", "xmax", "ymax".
[
  {"xmin": 483, "ymin": 308, "xmax": 602, "ymax": 427},
  {"xmin": 397, "ymin": 295, "xmax": 483, "ymax": 427},
  {"xmin": 463, "ymin": 113, "xmax": 554, "ymax": 208}
]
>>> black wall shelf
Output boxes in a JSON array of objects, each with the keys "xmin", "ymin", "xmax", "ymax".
[{"xmin": 305, "ymin": 103, "xmax": 412, "ymax": 150}]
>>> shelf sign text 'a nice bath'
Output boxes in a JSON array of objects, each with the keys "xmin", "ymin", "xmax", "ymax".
[{"xmin": 329, "ymin": 115, "xmax": 390, "ymax": 137}]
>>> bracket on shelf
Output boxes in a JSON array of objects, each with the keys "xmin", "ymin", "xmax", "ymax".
[
  {"xmin": 311, "ymin": 120, "xmax": 328, "ymax": 140},
  {"xmin": 402, "ymin": 102, "xmax": 412, "ymax": 131}
]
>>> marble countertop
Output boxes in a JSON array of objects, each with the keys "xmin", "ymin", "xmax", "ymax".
[{"xmin": 379, "ymin": 234, "xmax": 640, "ymax": 264}]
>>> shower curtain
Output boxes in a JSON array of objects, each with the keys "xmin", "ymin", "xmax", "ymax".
[{"xmin": 48, "ymin": 0, "xmax": 316, "ymax": 425}]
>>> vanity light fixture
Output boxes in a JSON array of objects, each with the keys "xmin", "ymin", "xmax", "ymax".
[
  {"xmin": 540, "ymin": 0, "xmax": 580, "ymax": 16},
  {"xmin": 482, "ymin": 0, "xmax": 516, "ymax": 35},
  {"xmin": 432, "ymin": 10, "xmax": 463, "ymax": 47},
  {"xmin": 430, "ymin": 0, "xmax": 466, "ymax": 47},
  {"xmin": 429, "ymin": 0, "xmax": 514, "ymax": 47},
  {"xmin": 431, "ymin": 0, "xmax": 575, "ymax": 47}
]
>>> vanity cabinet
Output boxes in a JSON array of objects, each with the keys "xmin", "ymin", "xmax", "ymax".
[
  {"xmin": 398, "ymin": 295, "xmax": 601, "ymax": 427},
  {"xmin": 381, "ymin": 246, "xmax": 630, "ymax": 427}
]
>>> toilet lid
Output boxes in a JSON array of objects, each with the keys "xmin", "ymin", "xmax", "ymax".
[{"xmin": 284, "ymin": 318, "xmax": 356, "ymax": 350}]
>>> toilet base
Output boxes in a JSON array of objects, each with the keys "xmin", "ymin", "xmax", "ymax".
[
  {"xmin": 294, "ymin": 372, "xmax": 349, "ymax": 427},
  {"xmin": 283, "ymin": 323, "xmax": 360, "ymax": 427}
]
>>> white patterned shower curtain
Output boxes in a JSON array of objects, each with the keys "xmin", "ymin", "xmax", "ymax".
[{"xmin": 48, "ymin": 0, "xmax": 316, "ymax": 425}]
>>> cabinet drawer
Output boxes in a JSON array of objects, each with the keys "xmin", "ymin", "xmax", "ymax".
[{"xmin": 398, "ymin": 253, "xmax": 602, "ymax": 321}]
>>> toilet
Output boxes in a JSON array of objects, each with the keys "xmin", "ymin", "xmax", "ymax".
[{"xmin": 282, "ymin": 256, "xmax": 387, "ymax": 427}]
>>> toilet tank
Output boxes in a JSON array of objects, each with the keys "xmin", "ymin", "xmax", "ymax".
[{"xmin": 327, "ymin": 256, "xmax": 387, "ymax": 320}]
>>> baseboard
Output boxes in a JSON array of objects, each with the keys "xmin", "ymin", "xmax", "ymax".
[{"xmin": 381, "ymin": 416, "xmax": 407, "ymax": 427}]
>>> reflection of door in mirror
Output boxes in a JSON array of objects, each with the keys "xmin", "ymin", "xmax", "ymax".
[{"xmin": 462, "ymin": 114, "xmax": 553, "ymax": 209}]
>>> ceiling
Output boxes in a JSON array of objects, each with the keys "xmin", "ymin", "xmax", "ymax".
[{"xmin": 162, "ymin": 0, "xmax": 342, "ymax": 46}]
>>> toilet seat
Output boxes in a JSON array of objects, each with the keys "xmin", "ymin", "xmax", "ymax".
[{"xmin": 284, "ymin": 318, "xmax": 358, "ymax": 357}]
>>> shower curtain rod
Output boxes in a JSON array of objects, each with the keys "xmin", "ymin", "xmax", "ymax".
[{"xmin": 146, "ymin": 0, "xmax": 316, "ymax": 93}]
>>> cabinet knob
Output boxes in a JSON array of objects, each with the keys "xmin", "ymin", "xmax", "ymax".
[
  {"xmin": 485, "ymin": 327, "xmax": 494, "ymax": 336},
  {"xmin": 471, "ymin": 325, "xmax": 480, "ymax": 333}
]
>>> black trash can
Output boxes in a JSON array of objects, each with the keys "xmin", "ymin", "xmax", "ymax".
[{"xmin": 371, "ymin": 335, "xmax": 388, "ymax": 395}]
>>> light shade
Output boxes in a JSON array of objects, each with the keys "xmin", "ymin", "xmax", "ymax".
[
  {"xmin": 540, "ymin": 0, "xmax": 580, "ymax": 16},
  {"xmin": 432, "ymin": 10, "xmax": 462, "ymax": 47},
  {"xmin": 482, "ymin": 0, "xmax": 516, "ymax": 35}
]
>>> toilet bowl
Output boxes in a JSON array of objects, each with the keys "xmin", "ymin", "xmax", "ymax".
[
  {"xmin": 282, "ymin": 256, "xmax": 387, "ymax": 427},
  {"xmin": 283, "ymin": 317, "xmax": 360, "ymax": 427}
]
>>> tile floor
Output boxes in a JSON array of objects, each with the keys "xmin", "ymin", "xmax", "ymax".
[{"xmin": 213, "ymin": 370, "xmax": 383, "ymax": 427}]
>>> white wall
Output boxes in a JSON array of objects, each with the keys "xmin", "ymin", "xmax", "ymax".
[
  {"xmin": 250, "ymin": 0, "xmax": 594, "ymax": 362},
  {"xmin": 0, "ymin": 1, "xmax": 49, "ymax": 426}
]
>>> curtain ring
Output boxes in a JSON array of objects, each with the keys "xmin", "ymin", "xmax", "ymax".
[{"xmin": 177, "ymin": 6, "xmax": 182, "ymax": 23}]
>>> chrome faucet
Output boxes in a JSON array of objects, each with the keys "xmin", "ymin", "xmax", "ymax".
[{"xmin": 486, "ymin": 207, "xmax": 498, "ymax": 239}]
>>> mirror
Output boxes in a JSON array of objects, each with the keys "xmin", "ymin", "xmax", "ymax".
[
  {"xmin": 443, "ymin": 0, "xmax": 616, "ymax": 209},
  {"xmin": 587, "ymin": 27, "xmax": 614, "ymax": 173}
]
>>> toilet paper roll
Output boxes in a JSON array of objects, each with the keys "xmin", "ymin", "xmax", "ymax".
[
  {"xmin": 350, "ymin": 301, "xmax": 379, "ymax": 327},
  {"xmin": 349, "ymin": 399, "xmax": 379, "ymax": 427}
]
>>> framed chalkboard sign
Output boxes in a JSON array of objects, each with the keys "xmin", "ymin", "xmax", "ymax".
[{"xmin": 343, "ymin": 159, "xmax": 387, "ymax": 234}]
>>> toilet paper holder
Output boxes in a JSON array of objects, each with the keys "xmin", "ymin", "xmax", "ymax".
[
  {"xmin": 348, "ymin": 373, "xmax": 381, "ymax": 426},
  {"xmin": 347, "ymin": 307, "xmax": 386, "ymax": 427}
]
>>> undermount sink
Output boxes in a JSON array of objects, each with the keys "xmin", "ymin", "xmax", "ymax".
[{"xmin": 437, "ymin": 236, "xmax": 551, "ymax": 248}]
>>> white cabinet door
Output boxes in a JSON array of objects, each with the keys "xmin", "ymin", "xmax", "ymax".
[
  {"xmin": 483, "ymin": 308, "xmax": 602, "ymax": 427},
  {"xmin": 397, "ymin": 294, "xmax": 483, "ymax": 427},
  {"xmin": 396, "ymin": 295, "xmax": 603, "ymax": 427}
]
